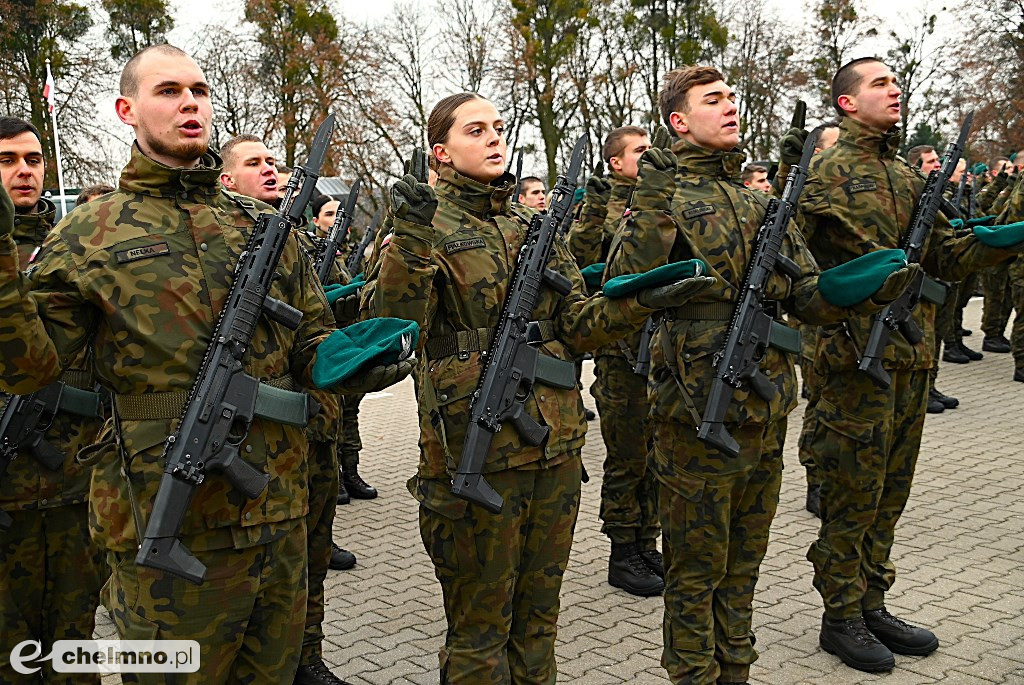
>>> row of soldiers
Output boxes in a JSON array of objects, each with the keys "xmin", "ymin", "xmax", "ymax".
[{"xmin": 2, "ymin": 42, "xmax": 1024, "ymax": 685}]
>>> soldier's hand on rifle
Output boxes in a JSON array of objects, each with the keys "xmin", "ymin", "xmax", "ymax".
[
  {"xmin": 391, "ymin": 173, "xmax": 437, "ymax": 227},
  {"xmin": 333, "ymin": 359, "xmax": 415, "ymax": 394},
  {"xmin": 633, "ymin": 148, "xmax": 677, "ymax": 212},
  {"xmin": 636, "ymin": 274, "xmax": 717, "ymax": 309}
]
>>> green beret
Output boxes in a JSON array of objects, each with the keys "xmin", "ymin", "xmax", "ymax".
[
  {"xmin": 971, "ymin": 162, "xmax": 989, "ymax": 175},
  {"xmin": 322, "ymin": 273, "xmax": 367, "ymax": 304},
  {"xmin": 603, "ymin": 259, "xmax": 707, "ymax": 298},
  {"xmin": 973, "ymin": 221, "xmax": 1024, "ymax": 248},
  {"xmin": 579, "ymin": 263, "xmax": 606, "ymax": 289},
  {"xmin": 818, "ymin": 249, "xmax": 907, "ymax": 307},
  {"xmin": 313, "ymin": 318, "xmax": 419, "ymax": 389}
]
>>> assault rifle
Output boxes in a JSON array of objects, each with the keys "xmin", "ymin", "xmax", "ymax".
[
  {"xmin": 136, "ymin": 114, "xmax": 335, "ymax": 583},
  {"xmin": 857, "ymin": 113, "xmax": 973, "ymax": 388},
  {"xmin": 451, "ymin": 136, "xmax": 585, "ymax": 513},
  {"xmin": 315, "ymin": 179, "xmax": 360, "ymax": 284},
  {"xmin": 346, "ymin": 207, "xmax": 382, "ymax": 275},
  {"xmin": 696, "ymin": 126, "xmax": 816, "ymax": 457},
  {"xmin": 512, "ymin": 150, "xmax": 525, "ymax": 199}
]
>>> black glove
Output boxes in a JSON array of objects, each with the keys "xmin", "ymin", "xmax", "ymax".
[
  {"xmin": 636, "ymin": 275, "xmax": 717, "ymax": 309},
  {"xmin": 390, "ymin": 173, "xmax": 437, "ymax": 227},
  {"xmin": 333, "ymin": 359, "xmax": 415, "ymax": 394},
  {"xmin": 651, "ymin": 125, "xmax": 671, "ymax": 151},
  {"xmin": 780, "ymin": 127, "xmax": 809, "ymax": 167},
  {"xmin": 404, "ymin": 148, "xmax": 430, "ymax": 184},
  {"xmin": 633, "ymin": 148, "xmax": 677, "ymax": 212},
  {"xmin": 0, "ymin": 185, "xmax": 12, "ymax": 239},
  {"xmin": 331, "ymin": 291, "xmax": 361, "ymax": 325},
  {"xmin": 585, "ymin": 172, "xmax": 611, "ymax": 201}
]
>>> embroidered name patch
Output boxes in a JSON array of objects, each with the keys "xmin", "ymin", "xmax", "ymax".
[
  {"xmin": 683, "ymin": 204, "xmax": 716, "ymax": 220},
  {"xmin": 444, "ymin": 238, "xmax": 486, "ymax": 254},
  {"xmin": 115, "ymin": 242, "xmax": 171, "ymax": 264},
  {"xmin": 845, "ymin": 179, "xmax": 878, "ymax": 194}
]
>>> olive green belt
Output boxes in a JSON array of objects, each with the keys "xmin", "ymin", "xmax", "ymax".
[
  {"xmin": 667, "ymin": 300, "xmax": 800, "ymax": 354},
  {"xmin": 425, "ymin": 319, "xmax": 558, "ymax": 360},
  {"xmin": 112, "ymin": 376, "xmax": 313, "ymax": 427},
  {"xmin": 56, "ymin": 369, "xmax": 103, "ymax": 418}
]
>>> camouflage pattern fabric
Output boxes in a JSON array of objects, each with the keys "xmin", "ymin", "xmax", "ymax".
[
  {"xmin": 371, "ymin": 163, "xmax": 654, "ymax": 681},
  {"xmin": 652, "ymin": 418, "xmax": 785, "ymax": 684},
  {"xmin": 0, "ymin": 504, "xmax": 107, "ymax": 684},
  {"xmin": 995, "ymin": 175, "xmax": 1024, "ymax": 367},
  {"xmin": 302, "ymin": 440, "xmax": 339, "ymax": 664},
  {"xmin": 415, "ymin": 457, "xmax": 582, "ymax": 685},
  {"xmin": 805, "ymin": 368, "xmax": 928, "ymax": 619},
  {"xmin": 982, "ymin": 262, "xmax": 1013, "ymax": 338},
  {"xmin": 566, "ymin": 172, "xmax": 630, "ymax": 269},
  {"xmin": 931, "ymin": 280, "xmax": 958, "ymax": 384},
  {"xmin": 607, "ymin": 138, "xmax": 844, "ymax": 684},
  {"xmin": 339, "ymin": 394, "xmax": 363, "ymax": 472},
  {"xmin": 105, "ymin": 519, "xmax": 307, "ymax": 684},
  {"xmin": 975, "ymin": 172, "xmax": 1009, "ymax": 215},
  {"xmin": 799, "ymin": 117, "xmax": 1020, "ymax": 620},
  {"xmin": 591, "ymin": 355, "xmax": 659, "ymax": 545},
  {"xmin": 797, "ymin": 323, "xmax": 823, "ymax": 488}
]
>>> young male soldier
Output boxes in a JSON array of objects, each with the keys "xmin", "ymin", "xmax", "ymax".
[
  {"xmin": 571, "ymin": 125, "xmax": 665, "ymax": 596},
  {"xmin": 799, "ymin": 57, "xmax": 1024, "ymax": 673},
  {"xmin": 609, "ymin": 65, "xmax": 920, "ymax": 685},
  {"xmin": 0, "ymin": 45, "xmax": 408, "ymax": 684},
  {"xmin": 992, "ymin": 175, "xmax": 1024, "ymax": 382},
  {"xmin": 0, "ymin": 116, "xmax": 107, "ymax": 683},
  {"xmin": 517, "ymin": 175, "xmax": 546, "ymax": 210},
  {"xmin": 980, "ymin": 159, "xmax": 1016, "ymax": 354},
  {"xmin": 220, "ymin": 136, "xmax": 357, "ymax": 685},
  {"xmin": 740, "ymin": 164, "xmax": 770, "ymax": 193}
]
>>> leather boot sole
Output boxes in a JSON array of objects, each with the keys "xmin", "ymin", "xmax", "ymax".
[
  {"xmin": 608, "ymin": 573, "xmax": 664, "ymax": 597},
  {"xmin": 820, "ymin": 632, "xmax": 894, "ymax": 673}
]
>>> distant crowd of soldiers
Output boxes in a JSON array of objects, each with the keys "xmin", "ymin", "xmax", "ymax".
[{"xmin": 2, "ymin": 41, "xmax": 1023, "ymax": 685}]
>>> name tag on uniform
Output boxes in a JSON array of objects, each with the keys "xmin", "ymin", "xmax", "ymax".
[
  {"xmin": 844, "ymin": 178, "xmax": 878, "ymax": 194},
  {"xmin": 115, "ymin": 242, "xmax": 171, "ymax": 264},
  {"xmin": 683, "ymin": 204, "xmax": 716, "ymax": 220},
  {"xmin": 444, "ymin": 238, "xmax": 486, "ymax": 254}
]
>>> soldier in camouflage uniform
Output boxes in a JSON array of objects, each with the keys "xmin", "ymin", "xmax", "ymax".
[
  {"xmin": 220, "ymin": 135, "xmax": 356, "ymax": 685},
  {"xmin": 369, "ymin": 92, "xmax": 714, "ymax": 684},
  {"xmin": 607, "ymin": 65, "xmax": 917, "ymax": 685},
  {"xmin": 981, "ymin": 162, "xmax": 1016, "ymax": 354},
  {"xmin": 0, "ymin": 46, "xmax": 407, "ymax": 684},
  {"xmin": 992, "ymin": 174, "xmax": 1024, "ymax": 382},
  {"xmin": 0, "ymin": 117, "xmax": 108, "ymax": 684},
  {"xmin": 799, "ymin": 58, "xmax": 1024, "ymax": 673},
  {"xmin": 568, "ymin": 126, "xmax": 666, "ymax": 596}
]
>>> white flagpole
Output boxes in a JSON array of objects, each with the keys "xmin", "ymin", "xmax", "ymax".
[{"xmin": 45, "ymin": 60, "xmax": 68, "ymax": 217}]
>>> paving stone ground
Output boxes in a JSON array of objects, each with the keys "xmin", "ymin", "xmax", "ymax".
[{"xmin": 97, "ymin": 300, "xmax": 1024, "ymax": 683}]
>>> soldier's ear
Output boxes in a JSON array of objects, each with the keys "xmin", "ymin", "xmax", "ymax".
[
  {"xmin": 837, "ymin": 94, "xmax": 857, "ymax": 115},
  {"xmin": 432, "ymin": 143, "xmax": 451, "ymax": 166},
  {"xmin": 609, "ymin": 155, "xmax": 623, "ymax": 173},
  {"xmin": 219, "ymin": 173, "xmax": 235, "ymax": 190},
  {"xmin": 115, "ymin": 96, "xmax": 136, "ymax": 127},
  {"xmin": 668, "ymin": 111, "xmax": 688, "ymax": 136}
]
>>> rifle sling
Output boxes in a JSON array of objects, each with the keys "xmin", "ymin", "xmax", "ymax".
[{"xmin": 112, "ymin": 376, "xmax": 313, "ymax": 427}]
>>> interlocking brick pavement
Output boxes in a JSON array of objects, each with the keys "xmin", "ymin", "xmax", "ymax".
[{"xmin": 96, "ymin": 300, "xmax": 1024, "ymax": 683}]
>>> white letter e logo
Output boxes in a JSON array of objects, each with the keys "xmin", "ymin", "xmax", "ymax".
[{"xmin": 10, "ymin": 640, "xmax": 43, "ymax": 674}]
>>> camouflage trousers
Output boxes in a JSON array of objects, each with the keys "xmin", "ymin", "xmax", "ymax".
[
  {"xmin": 931, "ymin": 281, "xmax": 960, "ymax": 385},
  {"xmin": 591, "ymin": 355, "xmax": 659, "ymax": 546},
  {"xmin": 651, "ymin": 418, "xmax": 785, "ymax": 685},
  {"xmin": 303, "ymin": 440, "xmax": 340, "ymax": 664},
  {"xmin": 1012, "ymin": 279, "xmax": 1024, "ymax": 368},
  {"xmin": 982, "ymin": 262, "xmax": 1013, "ymax": 338},
  {"xmin": 0, "ymin": 503, "xmax": 107, "ymax": 684},
  {"xmin": 105, "ymin": 520, "xmax": 307, "ymax": 684},
  {"xmin": 797, "ymin": 324, "xmax": 822, "ymax": 487},
  {"xmin": 419, "ymin": 457, "xmax": 582, "ymax": 685},
  {"xmin": 806, "ymin": 368, "xmax": 928, "ymax": 619},
  {"xmin": 339, "ymin": 395, "xmax": 363, "ymax": 472}
]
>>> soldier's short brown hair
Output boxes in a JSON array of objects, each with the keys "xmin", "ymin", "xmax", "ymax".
[
  {"xmin": 119, "ymin": 44, "xmax": 190, "ymax": 98},
  {"xmin": 907, "ymin": 145, "xmax": 935, "ymax": 168},
  {"xmin": 831, "ymin": 57, "xmax": 885, "ymax": 117},
  {"xmin": 741, "ymin": 164, "xmax": 767, "ymax": 184},
  {"xmin": 658, "ymin": 66, "xmax": 726, "ymax": 131},
  {"xmin": 427, "ymin": 93, "xmax": 484, "ymax": 148},
  {"xmin": 220, "ymin": 134, "xmax": 264, "ymax": 172},
  {"xmin": 76, "ymin": 183, "xmax": 115, "ymax": 207},
  {"xmin": 602, "ymin": 126, "xmax": 649, "ymax": 163}
]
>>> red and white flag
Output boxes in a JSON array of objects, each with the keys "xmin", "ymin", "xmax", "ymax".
[{"xmin": 43, "ymin": 64, "xmax": 56, "ymax": 114}]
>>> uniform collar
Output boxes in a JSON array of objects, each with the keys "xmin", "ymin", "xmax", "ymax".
[
  {"xmin": 837, "ymin": 117, "xmax": 901, "ymax": 160},
  {"xmin": 436, "ymin": 164, "xmax": 515, "ymax": 217},
  {"xmin": 609, "ymin": 171, "xmax": 636, "ymax": 199},
  {"xmin": 118, "ymin": 142, "xmax": 224, "ymax": 200},
  {"xmin": 13, "ymin": 197, "xmax": 56, "ymax": 243},
  {"xmin": 671, "ymin": 138, "xmax": 745, "ymax": 181}
]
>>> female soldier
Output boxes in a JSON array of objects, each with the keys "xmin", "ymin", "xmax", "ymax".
[{"xmin": 370, "ymin": 92, "xmax": 714, "ymax": 684}]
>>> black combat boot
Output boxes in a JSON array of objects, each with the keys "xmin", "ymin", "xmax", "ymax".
[
  {"xmin": 926, "ymin": 393, "xmax": 945, "ymax": 413},
  {"xmin": 982, "ymin": 335, "xmax": 1011, "ymax": 353},
  {"xmin": 863, "ymin": 607, "xmax": 939, "ymax": 655},
  {"xmin": 806, "ymin": 483, "xmax": 821, "ymax": 517},
  {"xmin": 329, "ymin": 542, "xmax": 356, "ymax": 571},
  {"xmin": 819, "ymin": 615, "xmax": 895, "ymax": 673},
  {"xmin": 609, "ymin": 542, "xmax": 664, "ymax": 596},
  {"xmin": 584, "ymin": 408, "xmax": 597, "ymax": 421},
  {"xmin": 294, "ymin": 655, "xmax": 353, "ymax": 685},
  {"xmin": 342, "ymin": 467, "xmax": 378, "ymax": 500},
  {"xmin": 1015, "ymin": 367, "xmax": 1024, "ymax": 383},
  {"xmin": 941, "ymin": 345, "xmax": 970, "ymax": 364},
  {"xmin": 638, "ymin": 548, "xmax": 664, "ymax": 579},
  {"xmin": 961, "ymin": 327, "xmax": 972, "ymax": 337},
  {"xmin": 957, "ymin": 341, "xmax": 983, "ymax": 361},
  {"xmin": 336, "ymin": 479, "xmax": 350, "ymax": 505},
  {"xmin": 929, "ymin": 387, "xmax": 959, "ymax": 409}
]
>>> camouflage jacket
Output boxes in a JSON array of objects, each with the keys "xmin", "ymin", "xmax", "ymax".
[
  {"xmin": 371, "ymin": 164, "xmax": 654, "ymax": 486},
  {"xmin": 992, "ymin": 174, "xmax": 1018, "ymax": 216},
  {"xmin": 800, "ymin": 117, "xmax": 1015, "ymax": 373},
  {"xmin": 0, "ymin": 145, "xmax": 335, "ymax": 552},
  {"xmin": 566, "ymin": 172, "xmax": 632, "ymax": 268},
  {"xmin": 976, "ymin": 173, "xmax": 1008, "ymax": 215},
  {"xmin": 609, "ymin": 138, "xmax": 843, "ymax": 428},
  {"xmin": 996, "ymin": 174, "xmax": 1024, "ymax": 281},
  {"xmin": 1, "ymin": 198, "xmax": 103, "ymax": 511}
]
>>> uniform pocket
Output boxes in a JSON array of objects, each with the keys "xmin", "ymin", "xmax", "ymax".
[{"xmin": 812, "ymin": 396, "xmax": 881, "ymax": 490}]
